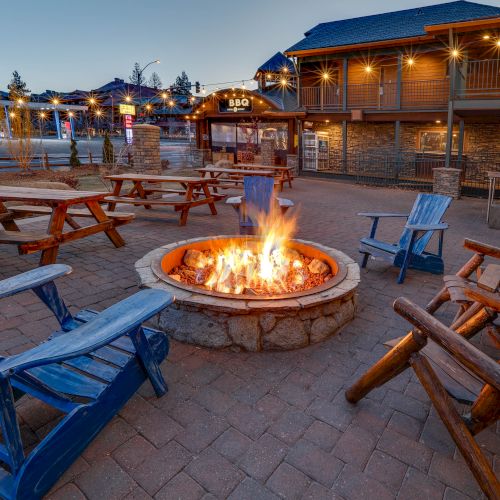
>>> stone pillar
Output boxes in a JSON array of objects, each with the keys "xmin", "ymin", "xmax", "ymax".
[
  {"xmin": 192, "ymin": 148, "xmax": 211, "ymax": 168},
  {"xmin": 132, "ymin": 124, "xmax": 161, "ymax": 174},
  {"xmin": 261, "ymin": 137, "xmax": 274, "ymax": 166},
  {"xmin": 433, "ymin": 167, "xmax": 461, "ymax": 199},
  {"xmin": 287, "ymin": 154, "xmax": 299, "ymax": 175}
]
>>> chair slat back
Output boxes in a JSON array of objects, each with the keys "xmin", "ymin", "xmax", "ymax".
[
  {"xmin": 398, "ymin": 193, "xmax": 452, "ymax": 254},
  {"xmin": 241, "ymin": 176, "xmax": 275, "ymax": 226}
]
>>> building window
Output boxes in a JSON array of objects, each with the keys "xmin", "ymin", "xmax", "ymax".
[{"xmin": 418, "ymin": 129, "xmax": 462, "ymax": 153}]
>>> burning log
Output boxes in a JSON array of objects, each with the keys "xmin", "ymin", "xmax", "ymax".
[{"xmin": 308, "ymin": 258, "xmax": 330, "ymax": 275}]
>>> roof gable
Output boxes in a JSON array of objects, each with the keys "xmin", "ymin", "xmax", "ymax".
[
  {"xmin": 286, "ymin": 1, "xmax": 500, "ymax": 53},
  {"xmin": 257, "ymin": 52, "xmax": 296, "ymax": 75}
]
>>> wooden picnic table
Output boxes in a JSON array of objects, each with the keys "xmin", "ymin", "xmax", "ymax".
[
  {"xmin": 237, "ymin": 163, "xmax": 295, "ymax": 190},
  {"xmin": 104, "ymin": 173, "xmax": 222, "ymax": 226},
  {"xmin": 0, "ymin": 186, "xmax": 132, "ymax": 265},
  {"xmin": 195, "ymin": 167, "xmax": 275, "ymax": 192}
]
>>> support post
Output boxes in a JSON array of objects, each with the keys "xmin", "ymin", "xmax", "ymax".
[
  {"xmin": 69, "ymin": 115, "xmax": 75, "ymax": 140},
  {"xmin": 54, "ymin": 109, "xmax": 62, "ymax": 140},
  {"xmin": 396, "ymin": 52, "xmax": 402, "ymax": 110},
  {"xmin": 395, "ymin": 120, "xmax": 401, "ymax": 179},
  {"xmin": 445, "ymin": 28, "xmax": 456, "ymax": 168},
  {"xmin": 342, "ymin": 120, "xmax": 348, "ymax": 173},
  {"xmin": 3, "ymin": 105, "xmax": 12, "ymax": 139},
  {"xmin": 342, "ymin": 58, "xmax": 348, "ymax": 112},
  {"xmin": 457, "ymin": 119, "xmax": 465, "ymax": 169}
]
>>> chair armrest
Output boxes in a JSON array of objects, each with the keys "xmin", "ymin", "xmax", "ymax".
[
  {"xmin": 405, "ymin": 223, "xmax": 448, "ymax": 232},
  {"xmin": 393, "ymin": 297, "xmax": 500, "ymax": 392},
  {"xmin": 358, "ymin": 212, "xmax": 409, "ymax": 218},
  {"xmin": 0, "ymin": 264, "xmax": 72, "ymax": 299},
  {"xmin": 226, "ymin": 196, "xmax": 243, "ymax": 206},
  {"xmin": 0, "ymin": 289, "xmax": 173, "ymax": 376},
  {"xmin": 464, "ymin": 239, "xmax": 500, "ymax": 259},
  {"xmin": 277, "ymin": 197, "xmax": 294, "ymax": 208},
  {"xmin": 464, "ymin": 286, "xmax": 500, "ymax": 312}
]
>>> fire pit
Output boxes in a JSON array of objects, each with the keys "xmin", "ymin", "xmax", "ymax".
[{"xmin": 135, "ymin": 235, "xmax": 359, "ymax": 351}]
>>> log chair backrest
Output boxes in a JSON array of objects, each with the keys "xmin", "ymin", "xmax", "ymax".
[{"xmin": 398, "ymin": 193, "xmax": 452, "ymax": 255}]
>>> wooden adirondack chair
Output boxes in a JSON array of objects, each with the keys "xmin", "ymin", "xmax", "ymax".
[
  {"xmin": 0, "ymin": 264, "xmax": 173, "ymax": 500},
  {"xmin": 226, "ymin": 176, "xmax": 293, "ymax": 235},
  {"xmin": 359, "ymin": 193, "xmax": 452, "ymax": 283}
]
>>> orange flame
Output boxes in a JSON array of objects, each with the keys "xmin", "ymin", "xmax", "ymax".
[{"xmin": 204, "ymin": 206, "xmax": 300, "ymax": 295}]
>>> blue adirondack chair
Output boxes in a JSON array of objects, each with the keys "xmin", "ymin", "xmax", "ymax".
[
  {"xmin": 0, "ymin": 264, "xmax": 173, "ymax": 500},
  {"xmin": 226, "ymin": 176, "xmax": 294, "ymax": 235},
  {"xmin": 359, "ymin": 193, "xmax": 452, "ymax": 284}
]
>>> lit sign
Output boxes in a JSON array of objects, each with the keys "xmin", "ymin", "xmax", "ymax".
[
  {"xmin": 119, "ymin": 104, "xmax": 136, "ymax": 115},
  {"xmin": 218, "ymin": 97, "xmax": 252, "ymax": 113},
  {"xmin": 124, "ymin": 114, "xmax": 133, "ymax": 144}
]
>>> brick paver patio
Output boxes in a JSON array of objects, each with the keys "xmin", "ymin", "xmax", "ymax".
[{"xmin": 0, "ymin": 178, "xmax": 498, "ymax": 499}]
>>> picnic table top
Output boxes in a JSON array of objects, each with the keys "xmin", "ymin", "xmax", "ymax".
[
  {"xmin": 237, "ymin": 163, "xmax": 294, "ymax": 171},
  {"xmin": 104, "ymin": 174, "xmax": 217, "ymax": 184},
  {"xmin": 0, "ymin": 186, "xmax": 107, "ymax": 204},
  {"xmin": 196, "ymin": 167, "xmax": 274, "ymax": 176}
]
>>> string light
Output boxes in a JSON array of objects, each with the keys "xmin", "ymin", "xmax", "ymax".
[
  {"xmin": 125, "ymin": 95, "xmax": 132, "ymax": 103},
  {"xmin": 52, "ymin": 98, "xmax": 59, "ymax": 105}
]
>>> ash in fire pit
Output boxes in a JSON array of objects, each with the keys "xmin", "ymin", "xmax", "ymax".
[{"xmin": 170, "ymin": 244, "xmax": 333, "ymax": 296}]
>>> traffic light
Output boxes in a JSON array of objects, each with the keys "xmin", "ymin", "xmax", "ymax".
[{"xmin": 195, "ymin": 81, "xmax": 200, "ymax": 93}]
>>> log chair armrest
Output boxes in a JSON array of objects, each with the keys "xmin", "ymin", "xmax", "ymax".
[
  {"xmin": 464, "ymin": 239, "xmax": 500, "ymax": 259},
  {"xmin": 0, "ymin": 264, "xmax": 72, "ymax": 299},
  {"xmin": 357, "ymin": 212, "xmax": 409, "ymax": 218},
  {"xmin": 405, "ymin": 223, "xmax": 448, "ymax": 232},
  {"xmin": 393, "ymin": 297, "xmax": 500, "ymax": 392},
  {"xmin": 464, "ymin": 286, "xmax": 500, "ymax": 312},
  {"xmin": 0, "ymin": 289, "xmax": 173, "ymax": 376}
]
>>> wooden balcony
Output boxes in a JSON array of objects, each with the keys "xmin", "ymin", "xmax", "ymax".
[
  {"xmin": 455, "ymin": 59, "xmax": 500, "ymax": 100},
  {"xmin": 300, "ymin": 79, "xmax": 449, "ymax": 111}
]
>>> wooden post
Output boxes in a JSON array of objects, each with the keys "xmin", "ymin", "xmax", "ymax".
[
  {"xmin": 396, "ymin": 52, "xmax": 402, "ymax": 110},
  {"xmin": 445, "ymin": 28, "xmax": 456, "ymax": 169},
  {"xmin": 411, "ymin": 354, "xmax": 500, "ymax": 498},
  {"xmin": 457, "ymin": 119, "xmax": 465, "ymax": 169},
  {"xmin": 342, "ymin": 58, "xmax": 348, "ymax": 112},
  {"xmin": 342, "ymin": 120, "xmax": 348, "ymax": 173}
]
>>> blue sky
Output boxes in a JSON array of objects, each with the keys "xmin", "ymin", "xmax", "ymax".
[{"xmin": 2, "ymin": 0, "xmax": 498, "ymax": 93}]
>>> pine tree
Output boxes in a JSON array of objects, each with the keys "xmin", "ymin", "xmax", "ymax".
[
  {"xmin": 69, "ymin": 139, "xmax": 81, "ymax": 167},
  {"xmin": 8, "ymin": 71, "xmax": 30, "ymax": 101},
  {"xmin": 129, "ymin": 63, "xmax": 145, "ymax": 86},
  {"xmin": 173, "ymin": 71, "xmax": 191, "ymax": 95},
  {"xmin": 102, "ymin": 132, "xmax": 115, "ymax": 164},
  {"xmin": 148, "ymin": 72, "xmax": 162, "ymax": 89}
]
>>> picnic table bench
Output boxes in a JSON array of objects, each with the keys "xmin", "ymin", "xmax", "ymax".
[
  {"xmin": 195, "ymin": 167, "xmax": 275, "ymax": 192},
  {"xmin": 0, "ymin": 186, "xmax": 132, "ymax": 265},
  {"xmin": 104, "ymin": 174, "xmax": 223, "ymax": 226},
  {"xmin": 237, "ymin": 163, "xmax": 295, "ymax": 190}
]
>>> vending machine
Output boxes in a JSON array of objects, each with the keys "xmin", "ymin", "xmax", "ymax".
[{"xmin": 302, "ymin": 131, "xmax": 329, "ymax": 171}]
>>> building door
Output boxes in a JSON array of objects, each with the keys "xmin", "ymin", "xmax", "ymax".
[{"xmin": 380, "ymin": 64, "xmax": 398, "ymax": 108}]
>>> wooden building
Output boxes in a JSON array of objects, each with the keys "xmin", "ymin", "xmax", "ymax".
[
  {"xmin": 285, "ymin": 0, "xmax": 500, "ymax": 193},
  {"xmin": 193, "ymin": 53, "xmax": 304, "ymax": 165}
]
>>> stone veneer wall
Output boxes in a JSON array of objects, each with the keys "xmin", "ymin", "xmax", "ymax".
[
  {"xmin": 132, "ymin": 124, "xmax": 161, "ymax": 174},
  {"xmin": 433, "ymin": 167, "xmax": 461, "ymax": 199},
  {"xmin": 308, "ymin": 121, "xmax": 500, "ymax": 183}
]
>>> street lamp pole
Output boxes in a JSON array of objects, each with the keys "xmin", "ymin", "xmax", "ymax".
[{"xmin": 138, "ymin": 59, "xmax": 160, "ymax": 121}]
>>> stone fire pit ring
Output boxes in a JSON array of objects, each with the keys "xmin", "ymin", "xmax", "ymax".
[{"xmin": 135, "ymin": 236, "xmax": 360, "ymax": 352}]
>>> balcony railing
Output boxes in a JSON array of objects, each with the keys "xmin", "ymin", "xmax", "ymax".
[
  {"xmin": 456, "ymin": 59, "xmax": 500, "ymax": 99},
  {"xmin": 301, "ymin": 79, "xmax": 449, "ymax": 111}
]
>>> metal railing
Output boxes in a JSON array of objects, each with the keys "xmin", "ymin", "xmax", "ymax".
[
  {"xmin": 300, "ymin": 149, "xmax": 500, "ymax": 197},
  {"xmin": 301, "ymin": 79, "xmax": 449, "ymax": 110},
  {"xmin": 456, "ymin": 59, "xmax": 500, "ymax": 99}
]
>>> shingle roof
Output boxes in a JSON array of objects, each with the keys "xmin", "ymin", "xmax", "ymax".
[
  {"xmin": 256, "ymin": 52, "xmax": 296, "ymax": 75},
  {"xmin": 258, "ymin": 86, "xmax": 299, "ymax": 112},
  {"xmin": 286, "ymin": 1, "xmax": 500, "ymax": 53}
]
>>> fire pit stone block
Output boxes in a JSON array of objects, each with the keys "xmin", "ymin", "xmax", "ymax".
[{"xmin": 136, "ymin": 238, "xmax": 360, "ymax": 352}]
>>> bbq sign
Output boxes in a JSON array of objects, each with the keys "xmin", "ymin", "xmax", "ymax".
[{"xmin": 218, "ymin": 97, "xmax": 252, "ymax": 113}]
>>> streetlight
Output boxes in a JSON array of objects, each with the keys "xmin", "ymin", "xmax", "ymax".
[{"xmin": 137, "ymin": 59, "xmax": 160, "ymax": 119}]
